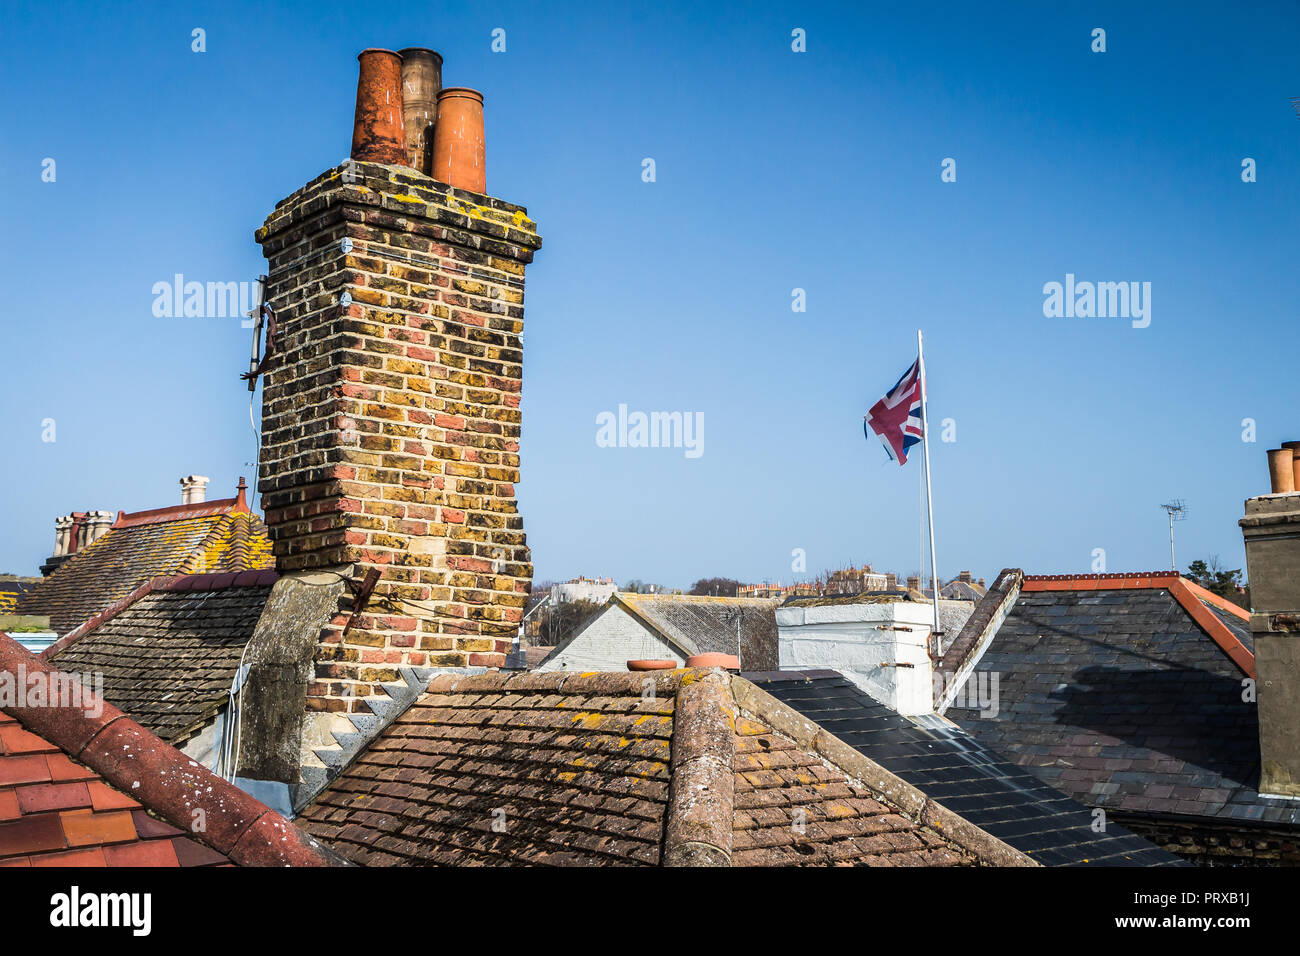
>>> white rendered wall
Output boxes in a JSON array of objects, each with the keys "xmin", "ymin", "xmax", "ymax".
[
  {"xmin": 776, "ymin": 601, "xmax": 935, "ymax": 716},
  {"xmin": 537, "ymin": 605, "xmax": 682, "ymax": 671}
]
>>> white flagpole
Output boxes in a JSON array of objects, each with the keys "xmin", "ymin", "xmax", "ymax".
[{"xmin": 917, "ymin": 329, "xmax": 942, "ymax": 655}]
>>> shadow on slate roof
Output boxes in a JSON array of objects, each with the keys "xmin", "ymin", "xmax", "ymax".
[
  {"xmin": 743, "ymin": 669, "xmax": 1183, "ymax": 866},
  {"xmin": 944, "ymin": 578, "xmax": 1300, "ymax": 828}
]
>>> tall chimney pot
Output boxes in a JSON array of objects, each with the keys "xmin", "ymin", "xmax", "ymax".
[
  {"xmin": 180, "ymin": 475, "xmax": 211, "ymax": 505},
  {"xmin": 398, "ymin": 48, "xmax": 442, "ymax": 174},
  {"xmin": 350, "ymin": 49, "xmax": 408, "ymax": 165},
  {"xmin": 1284, "ymin": 441, "xmax": 1300, "ymax": 491},
  {"xmin": 1267, "ymin": 448, "xmax": 1295, "ymax": 494},
  {"xmin": 431, "ymin": 87, "xmax": 486, "ymax": 193},
  {"xmin": 84, "ymin": 510, "xmax": 114, "ymax": 545}
]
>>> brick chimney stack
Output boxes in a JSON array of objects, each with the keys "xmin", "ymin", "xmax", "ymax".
[
  {"xmin": 253, "ymin": 48, "xmax": 541, "ymax": 708},
  {"xmin": 1240, "ymin": 443, "xmax": 1300, "ymax": 797}
]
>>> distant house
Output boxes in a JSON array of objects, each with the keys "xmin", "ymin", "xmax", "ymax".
[
  {"xmin": 549, "ymin": 576, "xmax": 617, "ymax": 605},
  {"xmin": 18, "ymin": 477, "xmax": 273, "ymax": 636},
  {"xmin": 775, "ymin": 590, "xmax": 978, "ymax": 715},
  {"xmin": 537, "ymin": 593, "xmax": 780, "ymax": 672}
]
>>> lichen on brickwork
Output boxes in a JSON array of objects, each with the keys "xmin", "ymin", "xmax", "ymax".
[{"xmin": 255, "ymin": 162, "xmax": 541, "ymax": 707}]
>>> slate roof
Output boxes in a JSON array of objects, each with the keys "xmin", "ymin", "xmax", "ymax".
[
  {"xmin": 17, "ymin": 484, "xmax": 274, "ymax": 636},
  {"xmin": 744, "ymin": 670, "xmax": 1181, "ymax": 866},
  {"xmin": 613, "ymin": 593, "xmax": 779, "ymax": 670},
  {"xmin": 0, "ymin": 633, "xmax": 338, "ymax": 867},
  {"xmin": 944, "ymin": 573, "xmax": 1300, "ymax": 828},
  {"xmin": 46, "ymin": 571, "xmax": 278, "ymax": 747},
  {"xmin": 296, "ymin": 669, "xmax": 1034, "ymax": 867}
]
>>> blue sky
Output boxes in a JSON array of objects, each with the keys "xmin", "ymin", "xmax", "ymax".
[{"xmin": 1, "ymin": 1, "xmax": 1296, "ymax": 588}]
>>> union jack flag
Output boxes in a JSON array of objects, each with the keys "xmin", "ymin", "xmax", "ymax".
[{"xmin": 864, "ymin": 356, "xmax": 924, "ymax": 465}]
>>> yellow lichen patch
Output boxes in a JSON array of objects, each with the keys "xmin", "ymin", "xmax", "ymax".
[
  {"xmin": 826, "ymin": 803, "xmax": 855, "ymax": 819},
  {"xmin": 616, "ymin": 737, "xmax": 632, "ymax": 749},
  {"xmin": 556, "ymin": 771, "xmax": 577, "ymax": 783},
  {"xmin": 632, "ymin": 715, "xmax": 650, "ymax": 727},
  {"xmin": 391, "ymin": 193, "xmax": 425, "ymax": 204}
]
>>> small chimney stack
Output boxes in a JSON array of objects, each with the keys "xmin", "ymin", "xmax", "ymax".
[
  {"xmin": 1240, "ymin": 444, "xmax": 1300, "ymax": 797},
  {"xmin": 180, "ymin": 475, "xmax": 210, "ymax": 505},
  {"xmin": 958, "ymin": 570, "xmax": 973, "ymax": 583},
  {"xmin": 350, "ymin": 49, "xmax": 407, "ymax": 165},
  {"xmin": 907, "ymin": 575, "xmax": 921, "ymax": 591}
]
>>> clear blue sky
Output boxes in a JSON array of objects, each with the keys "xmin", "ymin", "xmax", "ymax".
[{"xmin": 2, "ymin": 1, "xmax": 1296, "ymax": 588}]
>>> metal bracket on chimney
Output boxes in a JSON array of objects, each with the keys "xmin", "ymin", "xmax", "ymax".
[{"xmin": 342, "ymin": 567, "xmax": 383, "ymax": 634}]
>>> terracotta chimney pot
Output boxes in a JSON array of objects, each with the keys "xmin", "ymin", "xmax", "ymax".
[
  {"xmin": 684, "ymin": 653, "xmax": 740, "ymax": 671},
  {"xmin": 1268, "ymin": 448, "xmax": 1296, "ymax": 494},
  {"xmin": 627, "ymin": 659, "xmax": 677, "ymax": 671},
  {"xmin": 350, "ymin": 49, "xmax": 407, "ymax": 165},
  {"xmin": 1284, "ymin": 441, "xmax": 1300, "ymax": 491},
  {"xmin": 431, "ymin": 87, "xmax": 486, "ymax": 193}
]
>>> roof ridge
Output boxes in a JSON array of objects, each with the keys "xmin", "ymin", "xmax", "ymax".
[
  {"xmin": 1022, "ymin": 571, "xmax": 1181, "ymax": 590},
  {"xmin": 111, "ymin": 496, "xmax": 244, "ymax": 530},
  {"xmin": 0, "ymin": 634, "xmax": 337, "ymax": 866},
  {"xmin": 1168, "ymin": 579, "xmax": 1255, "ymax": 678},
  {"xmin": 41, "ymin": 570, "xmax": 280, "ymax": 660}
]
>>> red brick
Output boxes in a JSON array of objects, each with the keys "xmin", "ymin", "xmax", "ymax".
[
  {"xmin": 16, "ymin": 782, "xmax": 91, "ymax": 814},
  {"xmin": 0, "ymin": 726, "xmax": 52, "ymax": 755},
  {"xmin": 103, "ymin": 839, "xmax": 179, "ymax": 867},
  {"xmin": 0, "ymin": 813, "xmax": 67, "ymax": 856},
  {"xmin": 0, "ymin": 754, "xmax": 52, "ymax": 787},
  {"xmin": 87, "ymin": 781, "xmax": 140, "ymax": 812},
  {"xmin": 30, "ymin": 846, "xmax": 108, "ymax": 867},
  {"xmin": 59, "ymin": 809, "xmax": 138, "ymax": 847},
  {"xmin": 45, "ymin": 753, "xmax": 95, "ymax": 782},
  {"xmin": 0, "ymin": 790, "xmax": 18, "ymax": 820}
]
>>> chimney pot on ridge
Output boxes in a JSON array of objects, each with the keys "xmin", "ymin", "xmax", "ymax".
[
  {"xmin": 1267, "ymin": 448, "xmax": 1295, "ymax": 494},
  {"xmin": 84, "ymin": 510, "xmax": 114, "ymax": 545},
  {"xmin": 398, "ymin": 48, "xmax": 442, "ymax": 174},
  {"xmin": 1284, "ymin": 441, "xmax": 1300, "ymax": 491},
  {"xmin": 180, "ymin": 475, "xmax": 211, "ymax": 505},
  {"xmin": 350, "ymin": 48, "xmax": 408, "ymax": 165},
  {"xmin": 431, "ymin": 87, "xmax": 486, "ymax": 193}
]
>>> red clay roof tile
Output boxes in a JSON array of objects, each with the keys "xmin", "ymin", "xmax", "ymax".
[{"xmin": 0, "ymin": 633, "xmax": 338, "ymax": 867}]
